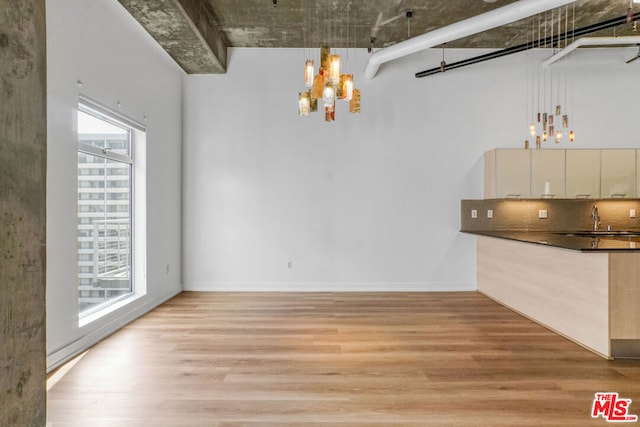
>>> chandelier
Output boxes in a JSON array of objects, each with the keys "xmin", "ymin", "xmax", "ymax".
[
  {"xmin": 297, "ymin": 2, "xmax": 360, "ymax": 121},
  {"xmin": 299, "ymin": 46, "xmax": 361, "ymax": 121},
  {"xmin": 526, "ymin": 5, "xmax": 575, "ymax": 148}
]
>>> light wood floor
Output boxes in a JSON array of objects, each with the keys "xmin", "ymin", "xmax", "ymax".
[{"xmin": 47, "ymin": 292, "xmax": 640, "ymax": 426}]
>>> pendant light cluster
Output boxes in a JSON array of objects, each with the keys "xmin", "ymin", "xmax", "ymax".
[
  {"xmin": 298, "ymin": 1, "xmax": 360, "ymax": 121},
  {"xmin": 528, "ymin": 105, "xmax": 573, "ymax": 147},
  {"xmin": 526, "ymin": 6, "xmax": 575, "ymax": 149},
  {"xmin": 299, "ymin": 46, "xmax": 361, "ymax": 121}
]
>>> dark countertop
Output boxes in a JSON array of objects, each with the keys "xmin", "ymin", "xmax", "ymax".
[{"xmin": 462, "ymin": 230, "xmax": 640, "ymax": 252}]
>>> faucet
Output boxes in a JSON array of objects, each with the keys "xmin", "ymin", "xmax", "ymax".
[{"xmin": 591, "ymin": 204, "xmax": 600, "ymax": 232}]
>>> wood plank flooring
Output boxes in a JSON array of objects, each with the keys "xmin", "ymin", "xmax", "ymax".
[{"xmin": 47, "ymin": 292, "xmax": 640, "ymax": 426}]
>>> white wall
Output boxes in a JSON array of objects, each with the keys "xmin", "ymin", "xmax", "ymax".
[
  {"xmin": 183, "ymin": 46, "xmax": 640, "ymax": 292},
  {"xmin": 46, "ymin": 0, "xmax": 183, "ymax": 369}
]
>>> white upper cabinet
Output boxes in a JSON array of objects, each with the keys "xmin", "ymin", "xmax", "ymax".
[
  {"xmin": 601, "ymin": 149, "xmax": 636, "ymax": 198},
  {"xmin": 484, "ymin": 149, "xmax": 531, "ymax": 199},
  {"xmin": 565, "ymin": 150, "xmax": 601, "ymax": 199},
  {"xmin": 531, "ymin": 150, "xmax": 565, "ymax": 199},
  {"xmin": 485, "ymin": 148, "xmax": 638, "ymax": 199}
]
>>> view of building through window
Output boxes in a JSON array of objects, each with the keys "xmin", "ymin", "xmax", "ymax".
[{"xmin": 77, "ymin": 107, "xmax": 134, "ymax": 313}]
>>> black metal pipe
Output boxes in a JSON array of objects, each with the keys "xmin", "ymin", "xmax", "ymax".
[{"xmin": 415, "ymin": 13, "xmax": 640, "ymax": 78}]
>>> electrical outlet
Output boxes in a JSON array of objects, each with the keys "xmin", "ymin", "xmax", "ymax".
[
  {"xmin": 538, "ymin": 209, "xmax": 548, "ymax": 219},
  {"xmin": 287, "ymin": 260, "xmax": 293, "ymax": 269},
  {"xmin": 471, "ymin": 209, "xmax": 478, "ymax": 219},
  {"xmin": 165, "ymin": 264, "xmax": 170, "ymax": 274},
  {"xmin": 487, "ymin": 209, "xmax": 493, "ymax": 219},
  {"xmin": 631, "ymin": 209, "xmax": 636, "ymax": 218}
]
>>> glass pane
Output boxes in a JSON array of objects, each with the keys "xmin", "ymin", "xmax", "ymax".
[
  {"xmin": 78, "ymin": 110, "xmax": 131, "ymax": 156},
  {"xmin": 77, "ymin": 152, "xmax": 132, "ymax": 313}
]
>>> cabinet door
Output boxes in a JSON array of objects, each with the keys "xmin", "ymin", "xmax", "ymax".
[
  {"xmin": 531, "ymin": 150, "xmax": 565, "ymax": 198},
  {"xmin": 601, "ymin": 149, "xmax": 635, "ymax": 198},
  {"xmin": 495, "ymin": 149, "xmax": 531, "ymax": 198},
  {"xmin": 566, "ymin": 150, "xmax": 600, "ymax": 199}
]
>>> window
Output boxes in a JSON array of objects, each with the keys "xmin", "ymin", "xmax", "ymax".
[{"xmin": 77, "ymin": 98, "xmax": 145, "ymax": 317}]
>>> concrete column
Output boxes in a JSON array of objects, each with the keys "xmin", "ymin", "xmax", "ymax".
[{"xmin": 0, "ymin": 0, "xmax": 47, "ymax": 425}]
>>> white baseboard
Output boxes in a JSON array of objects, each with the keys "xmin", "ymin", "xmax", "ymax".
[
  {"xmin": 183, "ymin": 282, "xmax": 477, "ymax": 292},
  {"xmin": 46, "ymin": 287, "xmax": 181, "ymax": 372}
]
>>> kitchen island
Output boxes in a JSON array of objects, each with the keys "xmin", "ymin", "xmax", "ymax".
[{"xmin": 467, "ymin": 231, "xmax": 640, "ymax": 359}]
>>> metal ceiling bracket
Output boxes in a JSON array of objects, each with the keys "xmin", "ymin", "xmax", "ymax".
[
  {"xmin": 542, "ymin": 36, "xmax": 640, "ymax": 66},
  {"xmin": 415, "ymin": 13, "xmax": 640, "ymax": 78},
  {"xmin": 364, "ymin": 0, "xmax": 577, "ymax": 79}
]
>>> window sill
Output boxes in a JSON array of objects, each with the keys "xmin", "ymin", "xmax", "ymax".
[{"xmin": 79, "ymin": 292, "xmax": 143, "ymax": 328}]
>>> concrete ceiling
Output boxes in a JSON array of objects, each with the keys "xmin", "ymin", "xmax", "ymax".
[{"xmin": 118, "ymin": 0, "xmax": 640, "ymax": 74}]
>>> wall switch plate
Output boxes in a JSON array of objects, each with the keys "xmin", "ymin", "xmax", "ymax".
[
  {"xmin": 538, "ymin": 209, "xmax": 548, "ymax": 219},
  {"xmin": 631, "ymin": 209, "xmax": 636, "ymax": 218},
  {"xmin": 487, "ymin": 209, "xmax": 493, "ymax": 219},
  {"xmin": 471, "ymin": 209, "xmax": 477, "ymax": 219}
]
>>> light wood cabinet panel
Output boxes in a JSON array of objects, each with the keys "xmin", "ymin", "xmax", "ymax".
[
  {"xmin": 600, "ymin": 149, "xmax": 635, "ymax": 198},
  {"xmin": 477, "ymin": 236, "xmax": 640, "ymax": 358},
  {"xmin": 609, "ymin": 253, "xmax": 640, "ymax": 340},
  {"xmin": 484, "ymin": 149, "xmax": 531, "ymax": 198},
  {"xmin": 531, "ymin": 149, "xmax": 565, "ymax": 198},
  {"xmin": 477, "ymin": 236, "xmax": 610, "ymax": 357},
  {"xmin": 566, "ymin": 149, "xmax": 600, "ymax": 199},
  {"xmin": 483, "ymin": 150, "xmax": 496, "ymax": 198}
]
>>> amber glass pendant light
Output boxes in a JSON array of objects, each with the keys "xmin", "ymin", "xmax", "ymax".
[
  {"xmin": 555, "ymin": 131, "xmax": 563, "ymax": 143},
  {"xmin": 298, "ymin": 92, "xmax": 310, "ymax": 116},
  {"xmin": 337, "ymin": 74, "xmax": 346, "ymax": 99},
  {"xmin": 349, "ymin": 89, "xmax": 360, "ymax": 113},
  {"xmin": 320, "ymin": 46, "xmax": 331, "ymax": 71},
  {"xmin": 304, "ymin": 60, "xmax": 314, "ymax": 87},
  {"xmin": 325, "ymin": 102, "xmax": 335, "ymax": 122},
  {"xmin": 344, "ymin": 75, "xmax": 354, "ymax": 101},
  {"xmin": 311, "ymin": 74, "xmax": 324, "ymax": 99},
  {"xmin": 308, "ymin": 91, "xmax": 317, "ymax": 112},
  {"xmin": 323, "ymin": 81, "xmax": 335, "ymax": 107},
  {"xmin": 329, "ymin": 54, "xmax": 341, "ymax": 83}
]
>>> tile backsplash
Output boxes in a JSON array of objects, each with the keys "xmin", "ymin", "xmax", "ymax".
[{"xmin": 461, "ymin": 199, "xmax": 640, "ymax": 232}]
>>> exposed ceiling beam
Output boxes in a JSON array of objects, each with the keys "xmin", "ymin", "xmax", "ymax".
[{"xmin": 117, "ymin": 0, "xmax": 228, "ymax": 74}]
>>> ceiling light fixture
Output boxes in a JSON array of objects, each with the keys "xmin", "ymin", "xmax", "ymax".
[
  {"xmin": 304, "ymin": 59, "xmax": 314, "ymax": 87},
  {"xmin": 526, "ymin": 5, "xmax": 575, "ymax": 149},
  {"xmin": 298, "ymin": 2, "xmax": 360, "ymax": 121}
]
